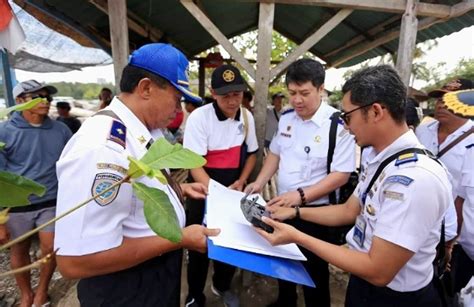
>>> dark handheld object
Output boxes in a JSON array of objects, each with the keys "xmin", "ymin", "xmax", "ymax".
[{"xmin": 240, "ymin": 194, "xmax": 274, "ymax": 233}]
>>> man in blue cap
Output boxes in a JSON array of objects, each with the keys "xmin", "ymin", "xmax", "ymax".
[{"xmin": 54, "ymin": 43, "xmax": 220, "ymax": 307}]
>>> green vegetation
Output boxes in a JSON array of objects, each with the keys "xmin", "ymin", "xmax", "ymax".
[{"xmin": 49, "ymin": 82, "xmax": 115, "ymax": 100}]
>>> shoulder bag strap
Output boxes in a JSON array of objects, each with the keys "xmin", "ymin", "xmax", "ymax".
[
  {"xmin": 327, "ymin": 112, "xmax": 340, "ymax": 204},
  {"xmin": 437, "ymin": 126, "xmax": 474, "ymax": 158}
]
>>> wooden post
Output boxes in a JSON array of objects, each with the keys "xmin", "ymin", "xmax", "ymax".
[
  {"xmin": 108, "ymin": 0, "xmax": 129, "ymax": 90},
  {"xmin": 253, "ymin": 2, "xmax": 274, "ymax": 173},
  {"xmin": 1, "ymin": 50, "xmax": 15, "ymax": 107},
  {"xmin": 396, "ymin": 0, "xmax": 418, "ymax": 86},
  {"xmin": 198, "ymin": 59, "xmax": 205, "ymax": 98}
]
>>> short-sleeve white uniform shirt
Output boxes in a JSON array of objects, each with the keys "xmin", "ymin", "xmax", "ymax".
[
  {"xmin": 55, "ymin": 98, "xmax": 185, "ymax": 256},
  {"xmin": 347, "ymin": 131, "xmax": 452, "ymax": 291},
  {"xmin": 269, "ymin": 103, "xmax": 356, "ymax": 204}
]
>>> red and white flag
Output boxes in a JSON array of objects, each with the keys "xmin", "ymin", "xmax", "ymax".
[{"xmin": 0, "ymin": 0, "xmax": 25, "ymax": 54}]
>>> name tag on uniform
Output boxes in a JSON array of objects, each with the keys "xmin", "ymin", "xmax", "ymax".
[
  {"xmin": 300, "ymin": 164, "xmax": 311, "ymax": 180},
  {"xmin": 353, "ymin": 215, "xmax": 366, "ymax": 248}
]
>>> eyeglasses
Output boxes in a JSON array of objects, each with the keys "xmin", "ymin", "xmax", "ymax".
[
  {"xmin": 340, "ymin": 101, "xmax": 377, "ymax": 125},
  {"xmin": 25, "ymin": 94, "xmax": 53, "ymax": 103}
]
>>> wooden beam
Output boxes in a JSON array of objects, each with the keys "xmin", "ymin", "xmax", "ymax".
[
  {"xmin": 269, "ymin": 8, "xmax": 352, "ymax": 81},
  {"xmin": 324, "ymin": 15, "xmax": 400, "ymax": 58},
  {"xmin": 329, "ymin": 0, "xmax": 474, "ymax": 68},
  {"xmin": 237, "ymin": 0, "xmax": 452, "ymax": 18},
  {"xmin": 1, "ymin": 50, "xmax": 15, "ymax": 107},
  {"xmin": 108, "ymin": 0, "xmax": 129, "ymax": 88},
  {"xmin": 254, "ymin": 2, "xmax": 275, "ymax": 158},
  {"xmin": 89, "ymin": 0, "xmax": 163, "ymax": 42},
  {"xmin": 396, "ymin": 0, "xmax": 418, "ymax": 86},
  {"xmin": 198, "ymin": 59, "xmax": 205, "ymax": 98},
  {"xmin": 180, "ymin": 0, "xmax": 256, "ymax": 80}
]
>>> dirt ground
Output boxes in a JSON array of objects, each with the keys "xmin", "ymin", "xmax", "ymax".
[{"xmin": 49, "ymin": 256, "xmax": 348, "ymax": 307}]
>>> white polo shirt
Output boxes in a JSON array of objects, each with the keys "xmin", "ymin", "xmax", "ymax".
[
  {"xmin": 347, "ymin": 131, "xmax": 452, "ymax": 292},
  {"xmin": 183, "ymin": 103, "xmax": 258, "ymax": 181},
  {"xmin": 457, "ymin": 142, "xmax": 474, "ymax": 260},
  {"xmin": 269, "ymin": 103, "xmax": 356, "ymax": 204},
  {"xmin": 55, "ymin": 98, "xmax": 185, "ymax": 256}
]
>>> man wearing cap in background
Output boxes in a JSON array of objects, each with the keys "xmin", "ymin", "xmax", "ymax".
[
  {"xmin": 0, "ymin": 80, "xmax": 72, "ymax": 307},
  {"xmin": 417, "ymin": 79, "xmax": 474, "ymax": 296},
  {"xmin": 54, "ymin": 43, "xmax": 219, "ymax": 307},
  {"xmin": 183, "ymin": 64, "xmax": 259, "ymax": 307},
  {"xmin": 264, "ymin": 92, "xmax": 285, "ymax": 148},
  {"xmin": 56, "ymin": 101, "xmax": 81, "ymax": 134}
]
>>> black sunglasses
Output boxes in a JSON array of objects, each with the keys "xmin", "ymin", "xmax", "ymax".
[
  {"xmin": 28, "ymin": 94, "xmax": 53, "ymax": 103},
  {"xmin": 340, "ymin": 101, "xmax": 377, "ymax": 125}
]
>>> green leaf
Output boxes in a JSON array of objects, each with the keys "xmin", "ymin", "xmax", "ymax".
[
  {"xmin": 127, "ymin": 156, "xmax": 167, "ymax": 184},
  {"xmin": 0, "ymin": 208, "xmax": 9, "ymax": 224},
  {"xmin": 141, "ymin": 138, "xmax": 206, "ymax": 170},
  {"xmin": 133, "ymin": 182, "xmax": 182, "ymax": 243},
  {"xmin": 0, "ymin": 97, "xmax": 44, "ymax": 118},
  {"xmin": 0, "ymin": 171, "xmax": 46, "ymax": 207},
  {"xmin": 0, "ymin": 142, "xmax": 4, "ymax": 150}
]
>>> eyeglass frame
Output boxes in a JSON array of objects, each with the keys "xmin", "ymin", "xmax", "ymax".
[
  {"xmin": 23, "ymin": 93, "xmax": 53, "ymax": 103},
  {"xmin": 339, "ymin": 101, "xmax": 378, "ymax": 125}
]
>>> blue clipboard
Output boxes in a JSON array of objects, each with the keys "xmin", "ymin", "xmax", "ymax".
[{"xmin": 208, "ymin": 239, "xmax": 315, "ymax": 288}]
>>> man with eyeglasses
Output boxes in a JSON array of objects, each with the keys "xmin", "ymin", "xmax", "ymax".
[
  {"xmin": 257, "ymin": 65, "xmax": 452, "ymax": 306},
  {"xmin": 0, "ymin": 80, "xmax": 72, "ymax": 307}
]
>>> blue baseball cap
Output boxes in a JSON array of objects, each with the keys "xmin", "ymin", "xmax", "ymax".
[{"xmin": 128, "ymin": 43, "xmax": 202, "ymax": 103}]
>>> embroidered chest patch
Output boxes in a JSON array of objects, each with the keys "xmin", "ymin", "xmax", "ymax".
[{"xmin": 91, "ymin": 173, "xmax": 123, "ymax": 206}]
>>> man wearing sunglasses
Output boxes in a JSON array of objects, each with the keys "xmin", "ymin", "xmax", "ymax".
[
  {"xmin": 0, "ymin": 80, "xmax": 72, "ymax": 307},
  {"xmin": 258, "ymin": 66, "xmax": 452, "ymax": 306}
]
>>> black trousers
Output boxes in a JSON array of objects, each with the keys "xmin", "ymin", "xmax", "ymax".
[
  {"xmin": 345, "ymin": 275, "xmax": 441, "ymax": 307},
  {"xmin": 77, "ymin": 249, "xmax": 182, "ymax": 307},
  {"xmin": 275, "ymin": 219, "xmax": 331, "ymax": 307},
  {"xmin": 186, "ymin": 198, "xmax": 236, "ymax": 300},
  {"xmin": 452, "ymin": 244, "xmax": 474, "ymax": 293}
]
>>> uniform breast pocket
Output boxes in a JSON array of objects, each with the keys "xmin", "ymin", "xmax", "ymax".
[{"xmin": 277, "ymin": 134, "xmax": 294, "ymax": 149}]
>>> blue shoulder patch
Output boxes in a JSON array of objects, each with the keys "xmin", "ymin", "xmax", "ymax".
[
  {"xmin": 466, "ymin": 143, "xmax": 474, "ymax": 149},
  {"xmin": 108, "ymin": 120, "xmax": 127, "ymax": 149},
  {"xmin": 385, "ymin": 175, "xmax": 414, "ymax": 186},
  {"xmin": 281, "ymin": 109, "xmax": 295, "ymax": 116},
  {"xmin": 394, "ymin": 152, "xmax": 418, "ymax": 166}
]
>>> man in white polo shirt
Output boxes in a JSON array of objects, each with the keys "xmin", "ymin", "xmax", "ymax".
[{"xmin": 183, "ymin": 64, "xmax": 258, "ymax": 307}]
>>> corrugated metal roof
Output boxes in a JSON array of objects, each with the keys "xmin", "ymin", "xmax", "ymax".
[{"xmin": 13, "ymin": 0, "xmax": 474, "ymax": 68}]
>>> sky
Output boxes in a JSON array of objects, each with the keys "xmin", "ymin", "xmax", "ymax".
[{"xmin": 14, "ymin": 25, "xmax": 474, "ymax": 92}]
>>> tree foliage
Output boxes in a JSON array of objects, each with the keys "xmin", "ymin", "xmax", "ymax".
[{"xmin": 48, "ymin": 82, "xmax": 115, "ymax": 100}]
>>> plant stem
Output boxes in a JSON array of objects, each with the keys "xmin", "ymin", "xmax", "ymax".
[
  {"xmin": 0, "ymin": 176, "xmax": 130, "ymax": 251},
  {"xmin": 0, "ymin": 249, "xmax": 57, "ymax": 278}
]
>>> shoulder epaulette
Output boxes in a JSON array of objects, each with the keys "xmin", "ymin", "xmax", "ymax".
[
  {"xmin": 108, "ymin": 120, "xmax": 127, "ymax": 149},
  {"xmin": 394, "ymin": 152, "xmax": 418, "ymax": 166},
  {"xmin": 281, "ymin": 109, "xmax": 295, "ymax": 116},
  {"xmin": 466, "ymin": 143, "xmax": 474, "ymax": 149}
]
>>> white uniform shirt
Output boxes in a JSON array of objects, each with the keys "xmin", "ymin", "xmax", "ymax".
[
  {"xmin": 416, "ymin": 120, "xmax": 473, "ymax": 241},
  {"xmin": 347, "ymin": 130, "xmax": 452, "ymax": 291},
  {"xmin": 55, "ymin": 98, "xmax": 185, "ymax": 256},
  {"xmin": 457, "ymin": 143, "xmax": 474, "ymax": 260},
  {"xmin": 269, "ymin": 103, "xmax": 356, "ymax": 204}
]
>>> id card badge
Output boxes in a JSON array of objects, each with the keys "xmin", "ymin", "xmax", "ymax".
[
  {"xmin": 353, "ymin": 215, "xmax": 367, "ymax": 248},
  {"xmin": 300, "ymin": 164, "xmax": 311, "ymax": 180}
]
